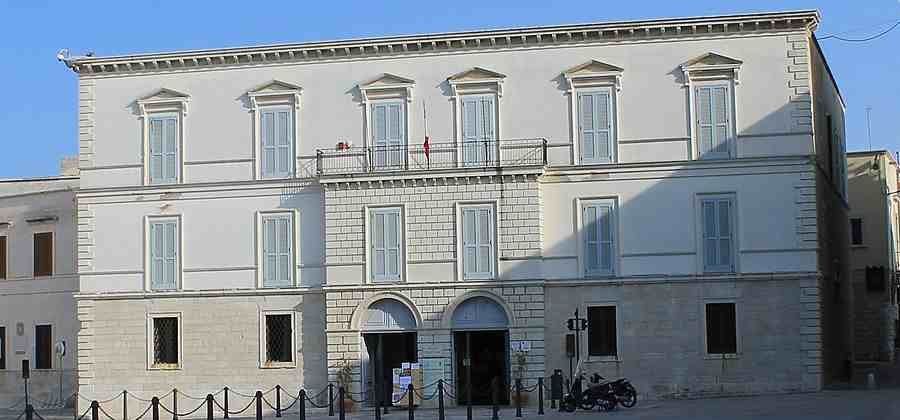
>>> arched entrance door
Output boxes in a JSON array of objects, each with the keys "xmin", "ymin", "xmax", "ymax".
[
  {"xmin": 360, "ymin": 298, "xmax": 417, "ymax": 406},
  {"xmin": 451, "ymin": 296, "xmax": 510, "ymax": 405}
]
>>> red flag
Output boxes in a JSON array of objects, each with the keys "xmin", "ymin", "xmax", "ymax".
[{"xmin": 423, "ymin": 135, "xmax": 431, "ymax": 161}]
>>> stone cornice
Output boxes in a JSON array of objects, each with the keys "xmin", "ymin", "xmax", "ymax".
[{"xmin": 62, "ymin": 10, "xmax": 818, "ymax": 76}]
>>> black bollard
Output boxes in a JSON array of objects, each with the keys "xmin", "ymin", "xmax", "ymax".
[
  {"xmin": 90, "ymin": 401, "xmax": 98, "ymax": 420},
  {"xmin": 172, "ymin": 389, "xmax": 178, "ymax": 420},
  {"xmin": 255, "ymin": 391, "xmax": 263, "ymax": 420},
  {"xmin": 466, "ymin": 380, "xmax": 472, "ymax": 420},
  {"xmin": 275, "ymin": 385, "xmax": 282, "ymax": 418},
  {"xmin": 223, "ymin": 387, "xmax": 230, "ymax": 419},
  {"xmin": 123, "ymin": 390, "xmax": 129, "ymax": 420},
  {"xmin": 491, "ymin": 378, "xmax": 499, "ymax": 420},
  {"xmin": 338, "ymin": 387, "xmax": 345, "ymax": 420},
  {"xmin": 206, "ymin": 395, "xmax": 213, "ymax": 420},
  {"xmin": 328, "ymin": 384, "xmax": 334, "ymax": 417},
  {"xmin": 152, "ymin": 397, "xmax": 160, "ymax": 420},
  {"xmin": 437, "ymin": 380, "xmax": 445, "ymax": 420},
  {"xmin": 26, "ymin": 404, "xmax": 34, "ymax": 420},
  {"xmin": 515, "ymin": 379, "xmax": 522, "ymax": 418},
  {"xmin": 538, "ymin": 378, "xmax": 544, "ymax": 415},
  {"xmin": 407, "ymin": 384, "xmax": 414, "ymax": 420},
  {"xmin": 299, "ymin": 390, "xmax": 306, "ymax": 420}
]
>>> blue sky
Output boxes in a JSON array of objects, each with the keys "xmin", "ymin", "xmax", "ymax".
[{"xmin": 0, "ymin": 0, "xmax": 897, "ymax": 178}]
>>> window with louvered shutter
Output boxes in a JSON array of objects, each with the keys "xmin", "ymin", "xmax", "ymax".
[
  {"xmin": 695, "ymin": 84, "xmax": 732, "ymax": 159},
  {"xmin": 0, "ymin": 236, "xmax": 6, "ymax": 280},
  {"xmin": 371, "ymin": 102, "xmax": 404, "ymax": 169},
  {"xmin": 578, "ymin": 89, "xmax": 613, "ymax": 164},
  {"xmin": 461, "ymin": 205, "xmax": 495, "ymax": 279},
  {"xmin": 582, "ymin": 200, "xmax": 616, "ymax": 276},
  {"xmin": 148, "ymin": 115, "xmax": 179, "ymax": 184},
  {"xmin": 260, "ymin": 107, "xmax": 294, "ymax": 178},
  {"xmin": 370, "ymin": 208, "xmax": 402, "ymax": 282},
  {"xmin": 461, "ymin": 95, "xmax": 496, "ymax": 166},
  {"xmin": 149, "ymin": 219, "xmax": 178, "ymax": 290},
  {"xmin": 261, "ymin": 214, "xmax": 293, "ymax": 288},
  {"xmin": 706, "ymin": 302, "xmax": 737, "ymax": 355},
  {"xmin": 700, "ymin": 196, "xmax": 735, "ymax": 272}
]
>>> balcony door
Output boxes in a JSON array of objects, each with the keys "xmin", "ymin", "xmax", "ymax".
[
  {"xmin": 461, "ymin": 95, "xmax": 496, "ymax": 167},
  {"xmin": 371, "ymin": 101, "xmax": 405, "ymax": 170}
]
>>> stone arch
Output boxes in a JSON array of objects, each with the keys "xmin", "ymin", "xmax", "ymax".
[
  {"xmin": 441, "ymin": 290, "xmax": 515, "ymax": 329},
  {"xmin": 349, "ymin": 292, "xmax": 422, "ymax": 331}
]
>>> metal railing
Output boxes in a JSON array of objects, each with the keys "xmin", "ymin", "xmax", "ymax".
[{"xmin": 315, "ymin": 138, "xmax": 548, "ymax": 176}]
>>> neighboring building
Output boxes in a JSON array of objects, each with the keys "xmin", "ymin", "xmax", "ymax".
[
  {"xmin": 847, "ymin": 151, "xmax": 900, "ymax": 362},
  {"xmin": 0, "ymin": 173, "xmax": 79, "ymax": 407},
  {"xmin": 60, "ymin": 9, "xmax": 849, "ymax": 408}
]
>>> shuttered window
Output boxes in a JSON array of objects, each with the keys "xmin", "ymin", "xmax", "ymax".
[
  {"xmin": 461, "ymin": 205, "xmax": 495, "ymax": 279},
  {"xmin": 149, "ymin": 219, "xmax": 178, "ymax": 290},
  {"xmin": 371, "ymin": 102, "xmax": 405, "ymax": 169},
  {"xmin": 695, "ymin": 85, "xmax": 732, "ymax": 159},
  {"xmin": 34, "ymin": 325, "xmax": 52, "ymax": 370},
  {"xmin": 370, "ymin": 208, "xmax": 402, "ymax": 282},
  {"xmin": 0, "ymin": 236, "xmax": 6, "ymax": 280},
  {"xmin": 706, "ymin": 302, "xmax": 737, "ymax": 355},
  {"xmin": 578, "ymin": 89, "xmax": 614, "ymax": 164},
  {"xmin": 587, "ymin": 306, "xmax": 617, "ymax": 357},
  {"xmin": 701, "ymin": 196, "xmax": 735, "ymax": 272},
  {"xmin": 0, "ymin": 326, "xmax": 5, "ymax": 369},
  {"xmin": 583, "ymin": 201, "xmax": 615, "ymax": 275},
  {"xmin": 148, "ymin": 115, "xmax": 179, "ymax": 184},
  {"xmin": 850, "ymin": 218, "xmax": 863, "ymax": 245},
  {"xmin": 33, "ymin": 232, "xmax": 53, "ymax": 277},
  {"xmin": 261, "ymin": 214, "xmax": 293, "ymax": 288},
  {"xmin": 461, "ymin": 95, "xmax": 496, "ymax": 166},
  {"xmin": 260, "ymin": 107, "xmax": 294, "ymax": 178}
]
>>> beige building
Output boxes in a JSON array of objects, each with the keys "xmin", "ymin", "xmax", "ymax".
[
  {"xmin": 57, "ymin": 9, "xmax": 852, "ymax": 411},
  {"xmin": 847, "ymin": 150, "xmax": 900, "ymax": 362}
]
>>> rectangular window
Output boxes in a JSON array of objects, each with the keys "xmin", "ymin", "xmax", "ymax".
[
  {"xmin": 148, "ymin": 115, "xmax": 179, "ymax": 184},
  {"xmin": 371, "ymin": 101, "xmax": 405, "ymax": 170},
  {"xmin": 0, "ymin": 236, "xmax": 6, "ymax": 280},
  {"xmin": 851, "ymin": 218, "xmax": 863, "ymax": 245},
  {"xmin": 461, "ymin": 204, "xmax": 495, "ymax": 279},
  {"xmin": 260, "ymin": 106, "xmax": 294, "ymax": 178},
  {"xmin": 264, "ymin": 313, "xmax": 294, "ymax": 365},
  {"xmin": 33, "ymin": 232, "xmax": 53, "ymax": 277},
  {"xmin": 34, "ymin": 325, "xmax": 52, "ymax": 370},
  {"xmin": 261, "ymin": 214, "xmax": 293, "ymax": 288},
  {"xmin": 578, "ymin": 89, "xmax": 614, "ymax": 164},
  {"xmin": 700, "ymin": 196, "xmax": 735, "ymax": 272},
  {"xmin": 148, "ymin": 219, "xmax": 178, "ymax": 290},
  {"xmin": 461, "ymin": 95, "xmax": 496, "ymax": 166},
  {"xmin": 582, "ymin": 200, "xmax": 616, "ymax": 275},
  {"xmin": 706, "ymin": 302, "xmax": 737, "ymax": 355},
  {"xmin": 587, "ymin": 306, "xmax": 617, "ymax": 357},
  {"xmin": 370, "ymin": 208, "xmax": 402, "ymax": 282},
  {"xmin": 695, "ymin": 84, "xmax": 732, "ymax": 159},
  {"xmin": 1, "ymin": 326, "xmax": 6, "ymax": 370},
  {"xmin": 151, "ymin": 316, "xmax": 179, "ymax": 368}
]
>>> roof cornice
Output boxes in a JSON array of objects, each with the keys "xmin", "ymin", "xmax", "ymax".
[{"xmin": 62, "ymin": 10, "xmax": 819, "ymax": 76}]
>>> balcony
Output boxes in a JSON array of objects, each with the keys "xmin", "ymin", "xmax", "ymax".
[{"xmin": 315, "ymin": 138, "xmax": 547, "ymax": 176}]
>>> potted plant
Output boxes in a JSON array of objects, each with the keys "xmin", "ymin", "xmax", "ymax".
[
  {"xmin": 336, "ymin": 361, "xmax": 355, "ymax": 412},
  {"xmin": 511, "ymin": 350, "xmax": 530, "ymax": 405}
]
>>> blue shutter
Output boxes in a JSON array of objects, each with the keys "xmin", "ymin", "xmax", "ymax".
[
  {"xmin": 262, "ymin": 215, "xmax": 293, "ymax": 287},
  {"xmin": 149, "ymin": 116, "xmax": 178, "ymax": 184},
  {"xmin": 261, "ymin": 108, "xmax": 293, "ymax": 178},
  {"xmin": 150, "ymin": 220, "xmax": 177, "ymax": 290},
  {"xmin": 276, "ymin": 109, "xmax": 293, "ymax": 177},
  {"xmin": 371, "ymin": 209, "xmax": 401, "ymax": 282},
  {"xmin": 462, "ymin": 206, "xmax": 493, "ymax": 279},
  {"xmin": 461, "ymin": 96, "xmax": 496, "ymax": 166},
  {"xmin": 462, "ymin": 208, "xmax": 477, "ymax": 277},
  {"xmin": 579, "ymin": 91, "xmax": 612, "ymax": 164},
  {"xmin": 584, "ymin": 203, "xmax": 614, "ymax": 275},
  {"xmin": 697, "ymin": 86, "xmax": 730, "ymax": 159},
  {"xmin": 701, "ymin": 198, "xmax": 734, "ymax": 272}
]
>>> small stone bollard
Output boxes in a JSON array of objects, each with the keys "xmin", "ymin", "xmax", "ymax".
[{"xmin": 866, "ymin": 372, "xmax": 877, "ymax": 390}]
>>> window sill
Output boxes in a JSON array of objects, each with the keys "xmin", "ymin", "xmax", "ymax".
[
  {"xmin": 704, "ymin": 353, "xmax": 739, "ymax": 360},
  {"xmin": 851, "ymin": 245, "xmax": 867, "ymax": 249},
  {"xmin": 587, "ymin": 356, "xmax": 621, "ymax": 363},
  {"xmin": 261, "ymin": 362, "xmax": 297, "ymax": 369},
  {"xmin": 149, "ymin": 364, "xmax": 181, "ymax": 371},
  {"xmin": 584, "ymin": 273, "xmax": 616, "ymax": 279},
  {"xmin": 462, "ymin": 275, "xmax": 496, "ymax": 281}
]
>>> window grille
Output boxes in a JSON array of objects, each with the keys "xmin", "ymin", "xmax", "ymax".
[
  {"xmin": 266, "ymin": 314, "xmax": 293, "ymax": 363},
  {"xmin": 153, "ymin": 317, "xmax": 179, "ymax": 366}
]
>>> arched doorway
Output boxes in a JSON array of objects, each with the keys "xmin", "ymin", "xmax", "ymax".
[
  {"xmin": 360, "ymin": 298, "xmax": 418, "ymax": 405},
  {"xmin": 451, "ymin": 296, "xmax": 510, "ymax": 405}
]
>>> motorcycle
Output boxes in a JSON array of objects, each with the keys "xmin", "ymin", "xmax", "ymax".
[
  {"xmin": 594, "ymin": 374, "xmax": 638, "ymax": 408},
  {"xmin": 560, "ymin": 369, "xmax": 617, "ymax": 412}
]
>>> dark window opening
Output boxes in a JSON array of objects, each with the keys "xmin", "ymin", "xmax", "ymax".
[
  {"xmin": 33, "ymin": 232, "xmax": 53, "ymax": 277},
  {"xmin": 0, "ymin": 236, "xmax": 7, "ymax": 279},
  {"xmin": 1, "ymin": 326, "xmax": 6, "ymax": 370},
  {"xmin": 153, "ymin": 317, "xmax": 178, "ymax": 366},
  {"xmin": 587, "ymin": 306, "xmax": 617, "ymax": 357},
  {"xmin": 35, "ymin": 325, "xmax": 52, "ymax": 369},
  {"xmin": 851, "ymin": 218, "xmax": 863, "ymax": 245},
  {"xmin": 826, "ymin": 115, "xmax": 834, "ymax": 179},
  {"xmin": 866, "ymin": 266, "xmax": 886, "ymax": 292},
  {"xmin": 706, "ymin": 303, "xmax": 737, "ymax": 355},
  {"xmin": 265, "ymin": 314, "xmax": 293, "ymax": 363}
]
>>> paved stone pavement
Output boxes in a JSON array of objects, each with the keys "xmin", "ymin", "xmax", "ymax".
[{"xmin": 4, "ymin": 390, "xmax": 900, "ymax": 420}]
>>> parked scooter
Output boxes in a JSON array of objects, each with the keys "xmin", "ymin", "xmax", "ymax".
[
  {"xmin": 560, "ymin": 364, "xmax": 617, "ymax": 412},
  {"xmin": 593, "ymin": 374, "xmax": 638, "ymax": 408}
]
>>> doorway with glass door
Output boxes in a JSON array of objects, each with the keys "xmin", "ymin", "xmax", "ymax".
[{"xmin": 363, "ymin": 332, "xmax": 417, "ymax": 406}]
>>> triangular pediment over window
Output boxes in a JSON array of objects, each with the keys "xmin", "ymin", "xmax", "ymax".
[
  {"xmin": 447, "ymin": 67, "xmax": 506, "ymax": 82},
  {"xmin": 563, "ymin": 60, "xmax": 624, "ymax": 77},
  {"xmin": 248, "ymin": 80, "xmax": 303, "ymax": 95},
  {"xmin": 136, "ymin": 88, "xmax": 190, "ymax": 115},
  {"xmin": 359, "ymin": 73, "xmax": 415, "ymax": 102},
  {"xmin": 138, "ymin": 88, "xmax": 191, "ymax": 102},
  {"xmin": 682, "ymin": 52, "xmax": 743, "ymax": 69},
  {"xmin": 361, "ymin": 73, "xmax": 416, "ymax": 89}
]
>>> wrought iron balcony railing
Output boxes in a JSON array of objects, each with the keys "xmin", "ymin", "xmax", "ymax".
[{"xmin": 315, "ymin": 138, "xmax": 548, "ymax": 176}]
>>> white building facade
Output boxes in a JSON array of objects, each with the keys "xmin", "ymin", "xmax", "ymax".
[{"xmin": 63, "ymin": 10, "xmax": 850, "ymax": 406}]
